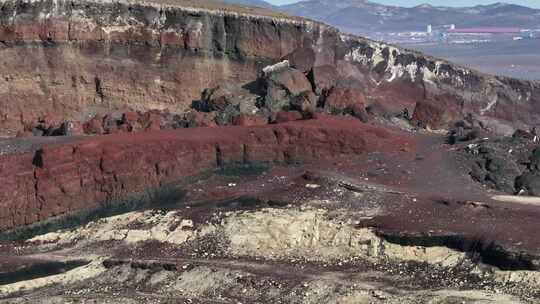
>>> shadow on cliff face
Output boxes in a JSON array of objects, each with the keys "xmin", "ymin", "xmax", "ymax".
[
  {"xmin": 0, "ymin": 184, "xmax": 187, "ymax": 242},
  {"xmin": 216, "ymin": 163, "xmax": 271, "ymax": 177},
  {"xmin": 0, "ymin": 162, "xmax": 272, "ymax": 242},
  {"xmin": 380, "ymin": 232, "xmax": 539, "ymax": 271}
]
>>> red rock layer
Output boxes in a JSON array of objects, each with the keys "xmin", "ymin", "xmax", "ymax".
[
  {"xmin": 0, "ymin": 0, "xmax": 336, "ymax": 135},
  {"xmin": 1, "ymin": 0, "xmax": 540, "ymax": 135},
  {"xmin": 0, "ymin": 116, "xmax": 413, "ymax": 231}
]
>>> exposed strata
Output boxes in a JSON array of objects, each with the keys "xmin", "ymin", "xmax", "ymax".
[
  {"xmin": 0, "ymin": 0, "xmax": 539, "ymax": 135},
  {"xmin": 2, "ymin": 1, "xmax": 540, "ymax": 302},
  {"xmin": 0, "ymin": 115, "xmax": 411, "ymax": 231},
  {"xmin": 3, "ymin": 115, "xmax": 540, "ymax": 302},
  {"xmin": 0, "ymin": 0, "xmax": 330, "ymax": 134},
  {"xmin": 341, "ymin": 37, "xmax": 540, "ymax": 132}
]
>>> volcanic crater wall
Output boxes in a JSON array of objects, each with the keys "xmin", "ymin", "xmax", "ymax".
[
  {"xmin": 0, "ymin": 117, "xmax": 407, "ymax": 231},
  {"xmin": 2, "ymin": 0, "xmax": 540, "ymax": 231},
  {"xmin": 1, "ymin": 0, "xmax": 540, "ymax": 135},
  {"xmin": 0, "ymin": 0, "xmax": 337, "ymax": 134},
  {"xmin": 341, "ymin": 37, "xmax": 540, "ymax": 131}
]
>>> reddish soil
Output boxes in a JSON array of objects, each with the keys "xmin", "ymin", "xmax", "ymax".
[
  {"xmin": 3, "ymin": 115, "xmax": 540, "ymax": 273},
  {"xmin": 154, "ymin": 130, "xmax": 540, "ymax": 266},
  {"xmin": 350, "ymin": 134, "xmax": 540, "ymax": 265},
  {"xmin": 0, "ymin": 115, "xmax": 413, "ymax": 231}
]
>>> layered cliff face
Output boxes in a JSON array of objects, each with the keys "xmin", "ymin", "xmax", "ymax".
[
  {"xmin": 341, "ymin": 37, "xmax": 540, "ymax": 132},
  {"xmin": 1, "ymin": 0, "xmax": 539, "ymax": 136},
  {"xmin": 0, "ymin": 0, "xmax": 337, "ymax": 134},
  {"xmin": 5, "ymin": 3, "xmax": 540, "ymax": 300},
  {"xmin": 2, "ymin": 0, "xmax": 540, "ymax": 230},
  {"xmin": 0, "ymin": 116, "xmax": 411, "ymax": 231}
]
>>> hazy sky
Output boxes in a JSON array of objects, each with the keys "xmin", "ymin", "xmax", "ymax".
[{"xmin": 267, "ymin": 0, "xmax": 540, "ymax": 8}]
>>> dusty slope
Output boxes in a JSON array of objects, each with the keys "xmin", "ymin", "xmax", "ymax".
[{"xmin": 2, "ymin": 152, "xmax": 540, "ymax": 303}]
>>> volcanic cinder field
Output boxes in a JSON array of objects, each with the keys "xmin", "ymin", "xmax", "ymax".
[{"xmin": 1, "ymin": 0, "xmax": 540, "ymax": 303}]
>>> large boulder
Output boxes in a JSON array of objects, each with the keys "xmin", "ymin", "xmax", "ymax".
[
  {"xmin": 513, "ymin": 148, "xmax": 540, "ymax": 195},
  {"xmin": 30, "ymin": 120, "xmax": 84, "ymax": 137},
  {"xmin": 324, "ymin": 86, "xmax": 366, "ymax": 115},
  {"xmin": 308, "ymin": 65, "xmax": 338, "ymax": 96},
  {"xmin": 485, "ymin": 155, "xmax": 521, "ymax": 193},
  {"xmin": 447, "ymin": 119, "xmax": 486, "ymax": 145},
  {"xmin": 139, "ymin": 111, "xmax": 162, "ymax": 131},
  {"xmin": 61, "ymin": 121, "xmax": 84, "ymax": 136},
  {"xmin": 183, "ymin": 111, "xmax": 217, "ymax": 128},
  {"xmin": 200, "ymin": 84, "xmax": 257, "ymax": 113},
  {"xmin": 262, "ymin": 62, "xmax": 313, "ymax": 112},
  {"xmin": 121, "ymin": 111, "xmax": 141, "ymax": 131},
  {"xmin": 82, "ymin": 110, "xmax": 179, "ymax": 134},
  {"xmin": 530, "ymin": 148, "xmax": 540, "ymax": 171},
  {"xmin": 290, "ymin": 91, "xmax": 317, "ymax": 113},
  {"xmin": 350, "ymin": 103, "xmax": 369, "ymax": 123},
  {"xmin": 469, "ymin": 146, "xmax": 522, "ymax": 194},
  {"xmin": 102, "ymin": 114, "xmax": 121, "ymax": 134},
  {"xmin": 198, "ymin": 84, "xmax": 259, "ymax": 125},
  {"xmin": 515, "ymin": 172, "xmax": 540, "ymax": 196}
]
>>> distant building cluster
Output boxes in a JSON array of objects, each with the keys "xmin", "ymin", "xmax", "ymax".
[
  {"xmin": 447, "ymin": 27, "xmax": 521, "ymax": 34},
  {"xmin": 425, "ymin": 24, "xmax": 538, "ymax": 44},
  {"xmin": 374, "ymin": 23, "xmax": 539, "ymax": 45}
]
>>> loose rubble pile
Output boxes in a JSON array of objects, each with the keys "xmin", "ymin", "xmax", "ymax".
[
  {"xmin": 444, "ymin": 117, "xmax": 540, "ymax": 195},
  {"xmin": 17, "ymin": 60, "xmax": 411, "ymax": 139}
]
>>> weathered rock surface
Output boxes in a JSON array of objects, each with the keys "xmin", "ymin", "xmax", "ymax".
[
  {"xmin": 0, "ymin": 116, "xmax": 411, "ymax": 231},
  {"xmin": 323, "ymin": 86, "xmax": 366, "ymax": 115},
  {"xmin": 197, "ymin": 84, "xmax": 260, "ymax": 125},
  {"xmin": 1, "ymin": 0, "xmax": 540, "ymax": 135},
  {"xmin": 0, "ymin": 0, "xmax": 328, "ymax": 135},
  {"xmin": 308, "ymin": 65, "xmax": 339, "ymax": 96},
  {"xmin": 262, "ymin": 64, "xmax": 314, "ymax": 112},
  {"xmin": 3, "ymin": 167, "xmax": 540, "ymax": 302},
  {"xmin": 3, "ymin": 2, "xmax": 540, "ymax": 301}
]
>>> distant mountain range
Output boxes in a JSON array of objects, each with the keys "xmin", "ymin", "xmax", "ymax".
[
  {"xmin": 219, "ymin": 0, "xmax": 540, "ymax": 35},
  {"xmin": 218, "ymin": 0, "xmax": 275, "ymax": 9}
]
